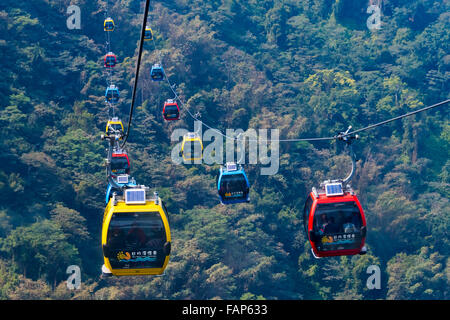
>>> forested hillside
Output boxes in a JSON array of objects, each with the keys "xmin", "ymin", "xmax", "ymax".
[{"xmin": 0, "ymin": 0, "xmax": 448, "ymax": 300}]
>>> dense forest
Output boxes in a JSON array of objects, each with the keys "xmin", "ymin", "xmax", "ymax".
[{"xmin": 0, "ymin": 0, "xmax": 448, "ymax": 300}]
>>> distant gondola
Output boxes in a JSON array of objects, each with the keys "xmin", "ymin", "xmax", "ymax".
[
  {"xmin": 144, "ymin": 26, "xmax": 153, "ymax": 41},
  {"xmin": 105, "ymin": 85, "xmax": 120, "ymax": 103},
  {"xmin": 105, "ymin": 117, "xmax": 124, "ymax": 141},
  {"xmin": 104, "ymin": 17, "xmax": 115, "ymax": 31},
  {"xmin": 150, "ymin": 64, "xmax": 164, "ymax": 81},
  {"xmin": 163, "ymin": 99, "xmax": 180, "ymax": 121},
  {"xmin": 104, "ymin": 52, "xmax": 117, "ymax": 68},
  {"xmin": 217, "ymin": 163, "xmax": 250, "ymax": 204},
  {"xmin": 105, "ymin": 174, "xmax": 136, "ymax": 205},
  {"xmin": 110, "ymin": 150, "xmax": 130, "ymax": 176},
  {"xmin": 181, "ymin": 132, "xmax": 203, "ymax": 162}
]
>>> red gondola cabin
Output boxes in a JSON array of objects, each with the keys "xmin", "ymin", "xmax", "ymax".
[
  {"xmin": 303, "ymin": 181, "xmax": 367, "ymax": 258},
  {"xmin": 110, "ymin": 151, "xmax": 130, "ymax": 176},
  {"xmin": 104, "ymin": 52, "xmax": 117, "ymax": 68}
]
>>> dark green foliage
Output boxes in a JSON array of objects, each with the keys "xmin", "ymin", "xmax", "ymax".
[{"xmin": 0, "ymin": 220, "xmax": 80, "ymax": 287}]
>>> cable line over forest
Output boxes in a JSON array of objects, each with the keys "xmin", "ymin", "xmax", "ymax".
[
  {"xmin": 143, "ymin": 16, "xmax": 449, "ymax": 144},
  {"xmin": 100, "ymin": 0, "xmax": 171, "ymax": 277},
  {"xmin": 120, "ymin": 0, "xmax": 152, "ymax": 148}
]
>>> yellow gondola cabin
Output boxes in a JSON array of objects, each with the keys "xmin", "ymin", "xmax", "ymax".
[
  {"xmin": 181, "ymin": 132, "xmax": 203, "ymax": 162},
  {"xmin": 104, "ymin": 18, "xmax": 115, "ymax": 31},
  {"xmin": 105, "ymin": 117, "xmax": 124, "ymax": 138},
  {"xmin": 144, "ymin": 26, "xmax": 153, "ymax": 41}
]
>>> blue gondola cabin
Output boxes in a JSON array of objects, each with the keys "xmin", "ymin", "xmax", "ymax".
[{"xmin": 217, "ymin": 163, "xmax": 250, "ymax": 204}]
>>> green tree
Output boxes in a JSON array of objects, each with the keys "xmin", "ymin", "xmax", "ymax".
[
  {"xmin": 387, "ymin": 247, "xmax": 447, "ymax": 299},
  {"xmin": 0, "ymin": 220, "xmax": 81, "ymax": 287}
]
